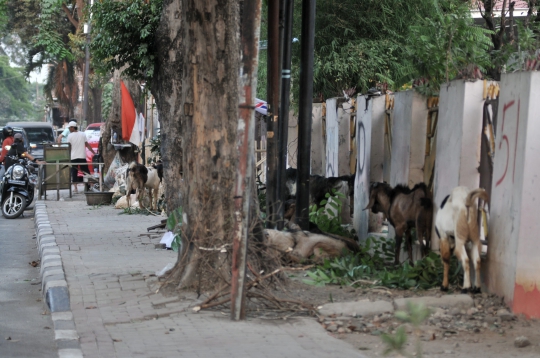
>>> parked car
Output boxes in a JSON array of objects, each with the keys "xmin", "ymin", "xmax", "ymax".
[
  {"xmin": 85, "ymin": 122, "xmax": 104, "ymax": 172},
  {"xmin": 6, "ymin": 122, "xmax": 56, "ymax": 160}
]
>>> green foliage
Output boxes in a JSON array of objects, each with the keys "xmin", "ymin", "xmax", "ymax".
[
  {"xmin": 101, "ymin": 82, "xmax": 113, "ymax": 120},
  {"xmin": 166, "ymin": 207, "xmax": 183, "ymax": 252},
  {"xmin": 119, "ymin": 207, "xmax": 153, "ymax": 215},
  {"xmin": 148, "ymin": 130, "xmax": 161, "ymax": 164},
  {"xmin": 0, "ymin": 56, "xmax": 41, "ymax": 124},
  {"xmin": 308, "ymin": 189, "xmax": 351, "ymax": 237},
  {"xmin": 404, "ymin": 0, "xmax": 493, "ymax": 93},
  {"xmin": 32, "ymin": 0, "xmax": 75, "ymax": 65},
  {"xmin": 303, "ymin": 236, "xmax": 462, "ymax": 290},
  {"xmin": 382, "ymin": 302, "xmax": 431, "ymax": 357},
  {"xmin": 91, "ymin": 0, "xmax": 164, "ymax": 81}
]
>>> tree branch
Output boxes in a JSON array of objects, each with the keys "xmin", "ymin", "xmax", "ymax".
[{"xmin": 62, "ymin": 3, "xmax": 79, "ymax": 28}]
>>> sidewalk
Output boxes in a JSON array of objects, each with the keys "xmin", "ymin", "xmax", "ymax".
[{"xmin": 35, "ymin": 194, "xmax": 366, "ymax": 358}]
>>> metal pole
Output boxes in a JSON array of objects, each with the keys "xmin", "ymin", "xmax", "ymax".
[
  {"xmin": 82, "ymin": 31, "xmax": 90, "ymax": 124},
  {"xmin": 265, "ymin": 0, "xmax": 281, "ymax": 228},
  {"xmin": 296, "ymin": 0, "xmax": 316, "ymax": 230},
  {"xmin": 276, "ymin": 0, "xmax": 294, "ymax": 230},
  {"xmin": 231, "ymin": 0, "xmax": 262, "ymax": 321}
]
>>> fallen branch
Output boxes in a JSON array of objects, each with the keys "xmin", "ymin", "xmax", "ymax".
[{"xmin": 349, "ymin": 278, "xmax": 378, "ymax": 286}]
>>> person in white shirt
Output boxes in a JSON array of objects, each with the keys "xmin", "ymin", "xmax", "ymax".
[
  {"xmin": 57, "ymin": 119, "xmax": 77, "ymax": 143},
  {"xmin": 67, "ymin": 120, "xmax": 95, "ymax": 194}
]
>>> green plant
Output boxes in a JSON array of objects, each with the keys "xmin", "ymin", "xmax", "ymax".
[
  {"xmin": 309, "ymin": 189, "xmax": 351, "ymax": 237},
  {"xmin": 382, "ymin": 302, "xmax": 431, "ymax": 357},
  {"xmin": 91, "ymin": 0, "xmax": 164, "ymax": 81},
  {"xmin": 166, "ymin": 207, "xmax": 183, "ymax": 252},
  {"xmin": 148, "ymin": 130, "xmax": 161, "ymax": 164},
  {"xmin": 303, "ymin": 236, "xmax": 462, "ymax": 290},
  {"xmin": 119, "ymin": 207, "xmax": 153, "ymax": 215}
]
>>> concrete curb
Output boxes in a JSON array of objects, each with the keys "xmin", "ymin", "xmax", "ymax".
[
  {"xmin": 318, "ymin": 294, "xmax": 475, "ymax": 318},
  {"xmin": 34, "ymin": 201, "xmax": 82, "ymax": 358}
]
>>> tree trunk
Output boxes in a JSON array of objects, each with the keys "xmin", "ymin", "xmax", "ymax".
[
  {"xmin": 150, "ymin": 0, "xmax": 185, "ymax": 213},
  {"xmin": 102, "ymin": 71, "xmax": 140, "ymax": 173},
  {"xmin": 157, "ymin": 0, "xmax": 241, "ymax": 291}
]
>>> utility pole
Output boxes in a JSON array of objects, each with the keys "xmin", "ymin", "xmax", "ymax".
[
  {"xmin": 82, "ymin": 0, "xmax": 93, "ymax": 125},
  {"xmin": 276, "ymin": 0, "xmax": 294, "ymax": 230},
  {"xmin": 296, "ymin": 0, "xmax": 316, "ymax": 230}
]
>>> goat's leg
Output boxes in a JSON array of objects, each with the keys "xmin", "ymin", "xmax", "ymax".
[
  {"xmin": 394, "ymin": 224, "xmax": 407, "ymax": 265},
  {"xmin": 454, "ymin": 239, "xmax": 471, "ymax": 293},
  {"xmin": 405, "ymin": 228, "xmax": 414, "ymax": 265},
  {"xmin": 469, "ymin": 225, "xmax": 482, "ymax": 293},
  {"xmin": 439, "ymin": 237, "xmax": 451, "ymax": 291}
]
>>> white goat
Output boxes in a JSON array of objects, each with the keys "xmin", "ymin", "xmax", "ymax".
[{"xmin": 435, "ymin": 186, "xmax": 489, "ymax": 293}]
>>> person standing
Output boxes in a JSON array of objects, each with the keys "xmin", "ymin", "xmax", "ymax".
[
  {"xmin": 67, "ymin": 121, "xmax": 95, "ymax": 194},
  {"xmin": 57, "ymin": 119, "xmax": 76, "ymax": 143}
]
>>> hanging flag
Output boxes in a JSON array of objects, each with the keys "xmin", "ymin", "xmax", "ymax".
[
  {"xmin": 129, "ymin": 112, "xmax": 145, "ymax": 146},
  {"xmin": 121, "ymin": 80, "xmax": 136, "ymax": 141},
  {"xmin": 255, "ymin": 98, "xmax": 268, "ymax": 115}
]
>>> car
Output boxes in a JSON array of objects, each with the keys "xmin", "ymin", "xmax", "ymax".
[
  {"xmin": 85, "ymin": 122, "xmax": 104, "ymax": 172},
  {"xmin": 0, "ymin": 126, "xmax": 33, "ymax": 156},
  {"xmin": 6, "ymin": 122, "xmax": 56, "ymax": 160}
]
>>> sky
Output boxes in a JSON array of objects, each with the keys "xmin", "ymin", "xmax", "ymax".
[{"xmin": 28, "ymin": 66, "xmax": 48, "ymax": 84}]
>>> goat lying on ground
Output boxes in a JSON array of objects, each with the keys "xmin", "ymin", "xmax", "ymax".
[
  {"xmin": 125, "ymin": 162, "xmax": 161, "ymax": 211},
  {"xmin": 435, "ymin": 186, "xmax": 489, "ymax": 293},
  {"xmin": 265, "ymin": 222, "xmax": 360, "ymax": 263},
  {"xmin": 364, "ymin": 182, "xmax": 433, "ymax": 265}
]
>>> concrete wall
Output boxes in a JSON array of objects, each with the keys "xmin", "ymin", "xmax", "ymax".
[
  {"xmin": 311, "ymin": 104, "xmax": 325, "ymax": 175},
  {"xmin": 354, "ymin": 95, "xmax": 373, "ymax": 241},
  {"xmin": 325, "ymin": 97, "xmax": 352, "ymax": 177},
  {"xmin": 486, "ymin": 72, "xmax": 540, "ymax": 318},
  {"xmin": 390, "ymin": 90, "xmax": 428, "ymax": 187},
  {"xmin": 432, "ymin": 80, "xmax": 486, "ymax": 250}
]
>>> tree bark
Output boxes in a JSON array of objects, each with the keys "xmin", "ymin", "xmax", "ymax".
[
  {"xmin": 155, "ymin": 0, "xmax": 241, "ymax": 291},
  {"xmin": 150, "ymin": 0, "xmax": 185, "ymax": 213}
]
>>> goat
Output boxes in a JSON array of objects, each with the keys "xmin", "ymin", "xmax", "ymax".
[
  {"xmin": 125, "ymin": 162, "xmax": 161, "ymax": 211},
  {"xmin": 435, "ymin": 186, "xmax": 489, "ymax": 293},
  {"xmin": 364, "ymin": 182, "xmax": 433, "ymax": 265}
]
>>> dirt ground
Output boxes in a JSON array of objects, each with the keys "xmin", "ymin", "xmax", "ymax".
[{"xmin": 274, "ymin": 276, "xmax": 540, "ymax": 358}]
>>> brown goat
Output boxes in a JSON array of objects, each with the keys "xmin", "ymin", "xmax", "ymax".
[{"xmin": 364, "ymin": 182, "xmax": 433, "ymax": 265}]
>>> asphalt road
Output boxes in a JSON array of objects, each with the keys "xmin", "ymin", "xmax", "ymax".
[{"xmin": 0, "ymin": 209, "xmax": 57, "ymax": 357}]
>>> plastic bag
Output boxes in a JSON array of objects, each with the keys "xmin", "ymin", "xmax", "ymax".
[
  {"xmin": 103, "ymin": 152, "xmax": 126, "ymax": 187},
  {"xmin": 155, "ymin": 262, "xmax": 174, "ymax": 277}
]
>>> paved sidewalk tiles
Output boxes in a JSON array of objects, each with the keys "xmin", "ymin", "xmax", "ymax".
[{"xmin": 35, "ymin": 198, "xmax": 368, "ymax": 357}]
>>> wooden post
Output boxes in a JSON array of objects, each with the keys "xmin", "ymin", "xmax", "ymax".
[{"xmin": 230, "ymin": 0, "xmax": 262, "ymax": 321}]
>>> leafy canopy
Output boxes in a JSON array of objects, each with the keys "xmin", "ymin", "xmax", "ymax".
[{"xmin": 90, "ymin": 0, "xmax": 164, "ymax": 81}]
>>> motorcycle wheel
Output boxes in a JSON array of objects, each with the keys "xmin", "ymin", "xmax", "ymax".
[{"xmin": 2, "ymin": 192, "xmax": 27, "ymax": 219}]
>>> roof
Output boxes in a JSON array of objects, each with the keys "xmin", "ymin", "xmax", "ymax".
[
  {"xmin": 86, "ymin": 122, "xmax": 105, "ymax": 129},
  {"xmin": 474, "ymin": 0, "xmax": 529, "ymax": 10},
  {"xmin": 6, "ymin": 121, "xmax": 54, "ymax": 128}
]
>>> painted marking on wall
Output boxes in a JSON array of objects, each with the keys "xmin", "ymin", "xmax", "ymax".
[{"xmin": 495, "ymin": 99, "xmax": 520, "ymax": 187}]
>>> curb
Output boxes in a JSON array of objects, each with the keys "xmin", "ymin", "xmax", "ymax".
[{"xmin": 35, "ymin": 201, "xmax": 83, "ymax": 358}]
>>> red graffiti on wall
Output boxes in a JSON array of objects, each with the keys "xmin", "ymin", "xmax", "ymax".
[{"xmin": 495, "ymin": 99, "xmax": 521, "ymax": 187}]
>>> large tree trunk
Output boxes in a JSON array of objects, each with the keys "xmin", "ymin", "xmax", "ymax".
[
  {"xmin": 150, "ymin": 0, "xmax": 184, "ymax": 213},
  {"xmin": 157, "ymin": 0, "xmax": 241, "ymax": 291}
]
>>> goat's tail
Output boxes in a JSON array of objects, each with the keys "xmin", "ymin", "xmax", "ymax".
[
  {"xmin": 465, "ymin": 188, "xmax": 489, "ymax": 221},
  {"xmin": 128, "ymin": 161, "xmax": 137, "ymax": 170}
]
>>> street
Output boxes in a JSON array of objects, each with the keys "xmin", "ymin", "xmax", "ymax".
[{"xmin": 0, "ymin": 210, "xmax": 57, "ymax": 357}]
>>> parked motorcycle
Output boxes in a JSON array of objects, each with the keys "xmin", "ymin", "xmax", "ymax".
[{"xmin": 0, "ymin": 157, "xmax": 38, "ymax": 218}]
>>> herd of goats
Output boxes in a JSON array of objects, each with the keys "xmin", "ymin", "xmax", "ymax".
[{"xmin": 122, "ymin": 161, "xmax": 489, "ymax": 293}]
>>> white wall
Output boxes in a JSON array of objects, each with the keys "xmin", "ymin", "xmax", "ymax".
[
  {"xmin": 354, "ymin": 95, "xmax": 373, "ymax": 241},
  {"xmin": 486, "ymin": 72, "xmax": 540, "ymax": 318},
  {"xmin": 311, "ymin": 104, "xmax": 325, "ymax": 175},
  {"xmin": 432, "ymin": 80, "xmax": 485, "ymax": 250},
  {"xmin": 390, "ymin": 90, "xmax": 428, "ymax": 187}
]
